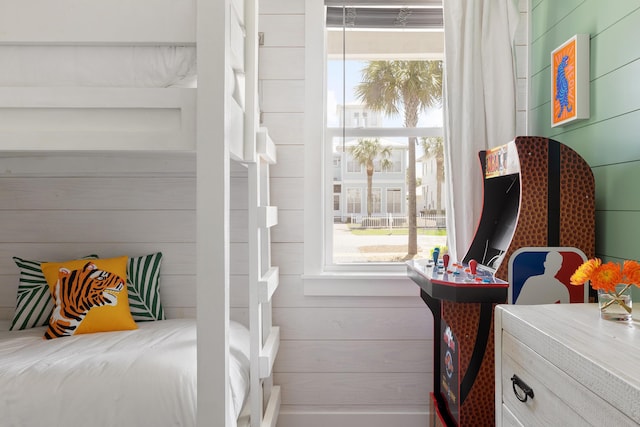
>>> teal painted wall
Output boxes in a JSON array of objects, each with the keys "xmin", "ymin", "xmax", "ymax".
[{"xmin": 529, "ymin": 1, "xmax": 640, "ymax": 300}]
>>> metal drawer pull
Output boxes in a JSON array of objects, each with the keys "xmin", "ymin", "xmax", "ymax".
[{"xmin": 511, "ymin": 374, "xmax": 534, "ymax": 402}]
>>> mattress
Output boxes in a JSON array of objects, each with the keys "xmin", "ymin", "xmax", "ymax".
[
  {"xmin": 0, "ymin": 46, "xmax": 197, "ymax": 87},
  {"xmin": 0, "ymin": 319, "xmax": 250, "ymax": 427}
]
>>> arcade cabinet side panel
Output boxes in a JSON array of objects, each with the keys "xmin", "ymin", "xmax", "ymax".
[
  {"xmin": 558, "ymin": 144, "xmax": 595, "ymax": 259},
  {"xmin": 441, "ymin": 301, "xmax": 497, "ymax": 427},
  {"xmin": 430, "ymin": 393, "xmax": 451, "ymax": 427},
  {"xmin": 495, "ymin": 136, "xmax": 551, "ymax": 281}
]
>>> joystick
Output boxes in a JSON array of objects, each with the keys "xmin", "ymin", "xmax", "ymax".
[
  {"xmin": 468, "ymin": 259, "xmax": 478, "ymax": 275},
  {"xmin": 442, "ymin": 254, "xmax": 450, "ymax": 269},
  {"xmin": 432, "ymin": 248, "xmax": 440, "ymax": 265}
]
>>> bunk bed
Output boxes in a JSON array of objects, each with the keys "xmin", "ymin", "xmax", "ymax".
[{"xmin": 0, "ymin": 0, "xmax": 280, "ymax": 426}]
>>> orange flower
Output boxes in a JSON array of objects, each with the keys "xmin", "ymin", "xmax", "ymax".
[
  {"xmin": 590, "ymin": 262, "xmax": 623, "ymax": 292},
  {"xmin": 623, "ymin": 260, "xmax": 640, "ymax": 286},
  {"xmin": 572, "ymin": 258, "xmax": 640, "ymax": 293},
  {"xmin": 570, "ymin": 258, "xmax": 601, "ymax": 285}
]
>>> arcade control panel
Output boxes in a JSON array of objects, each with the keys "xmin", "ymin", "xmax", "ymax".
[{"xmin": 406, "ymin": 253, "xmax": 508, "ymax": 303}]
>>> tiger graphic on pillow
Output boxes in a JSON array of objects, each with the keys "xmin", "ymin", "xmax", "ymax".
[{"xmin": 44, "ymin": 262, "xmax": 125, "ymax": 339}]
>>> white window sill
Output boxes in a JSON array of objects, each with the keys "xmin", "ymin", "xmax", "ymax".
[{"xmin": 303, "ymin": 271, "xmax": 419, "ymax": 297}]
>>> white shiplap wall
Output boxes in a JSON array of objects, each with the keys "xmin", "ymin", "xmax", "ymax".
[
  {"xmin": 259, "ymin": 0, "xmax": 529, "ymax": 425},
  {"xmin": 0, "ymin": 152, "xmax": 194, "ymax": 320},
  {"xmin": 0, "ymin": 152, "xmax": 252, "ymax": 325},
  {"xmin": 259, "ymin": 1, "xmax": 433, "ymax": 426}
]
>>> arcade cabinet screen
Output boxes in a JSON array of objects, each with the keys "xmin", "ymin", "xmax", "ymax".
[{"xmin": 464, "ymin": 173, "xmax": 520, "ymax": 270}]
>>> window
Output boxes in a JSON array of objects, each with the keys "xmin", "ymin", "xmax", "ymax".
[
  {"xmin": 386, "ymin": 188, "xmax": 402, "ymax": 214},
  {"xmin": 391, "ymin": 150, "xmax": 402, "ymax": 173},
  {"xmin": 304, "ymin": 0, "xmax": 446, "ymax": 294},
  {"xmin": 346, "ymin": 154, "xmax": 362, "ymax": 173},
  {"xmin": 334, "ymin": 184, "xmax": 342, "ymax": 212},
  {"xmin": 346, "ymin": 187, "xmax": 362, "ymax": 214},
  {"xmin": 373, "ymin": 158, "xmax": 382, "ymax": 173}
]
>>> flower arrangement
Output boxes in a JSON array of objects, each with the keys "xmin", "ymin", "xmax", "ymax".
[{"xmin": 570, "ymin": 258, "xmax": 640, "ymax": 314}]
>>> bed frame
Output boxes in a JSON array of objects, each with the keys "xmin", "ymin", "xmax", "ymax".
[{"xmin": 0, "ymin": 0, "xmax": 280, "ymax": 426}]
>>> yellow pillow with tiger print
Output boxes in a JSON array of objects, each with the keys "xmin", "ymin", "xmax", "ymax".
[{"xmin": 41, "ymin": 256, "xmax": 137, "ymax": 339}]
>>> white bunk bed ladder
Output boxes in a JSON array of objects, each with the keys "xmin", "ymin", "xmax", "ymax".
[{"xmin": 248, "ymin": 127, "xmax": 281, "ymax": 427}]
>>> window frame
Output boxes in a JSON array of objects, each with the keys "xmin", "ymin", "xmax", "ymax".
[{"xmin": 303, "ymin": 0, "xmax": 444, "ymax": 296}]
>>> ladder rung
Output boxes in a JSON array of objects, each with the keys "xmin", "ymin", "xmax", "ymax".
[
  {"xmin": 260, "ymin": 385, "xmax": 281, "ymax": 427},
  {"xmin": 259, "ymin": 326, "xmax": 280, "ymax": 378},
  {"xmin": 257, "ymin": 127, "xmax": 277, "ymax": 164},
  {"xmin": 259, "ymin": 266, "xmax": 279, "ymax": 303},
  {"xmin": 259, "ymin": 206, "xmax": 278, "ymax": 228}
]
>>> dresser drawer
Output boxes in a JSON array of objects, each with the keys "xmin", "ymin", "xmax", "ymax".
[
  {"xmin": 500, "ymin": 404, "xmax": 523, "ymax": 427},
  {"xmin": 500, "ymin": 331, "xmax": 636, "ymax": 426}
]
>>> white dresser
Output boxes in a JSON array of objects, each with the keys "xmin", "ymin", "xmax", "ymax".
[{"xmin": 494, "ymin": 303, "xmax": 640, "ymax": 426}]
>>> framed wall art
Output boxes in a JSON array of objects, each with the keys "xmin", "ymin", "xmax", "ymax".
[{"xmin": 551, "ymin": 34, "xmax": 590, "ymax": 127}]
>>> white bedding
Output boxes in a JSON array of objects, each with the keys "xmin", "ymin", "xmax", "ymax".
[
  {"xmin": 0, "ymin": 319, "xmax": 250, "ymax": 427},
  {"xmin": 0, "ymin": 46, "xmax": 197, "ymax": 88}
]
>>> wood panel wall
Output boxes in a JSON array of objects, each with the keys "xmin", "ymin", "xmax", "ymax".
[
  {"xmin": 0, "ymin": 152, "xmax": 251, "ymax": 323},
  {"xmin": 527, "ymin": 1, "xmax": 640, "ymax": 301},
  {"xmin": 515, "ymin": 0, "xmax": 530, "ymax": 136}
]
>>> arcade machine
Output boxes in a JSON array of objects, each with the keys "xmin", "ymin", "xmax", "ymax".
[{"xmin": 407, "ymin": 136, "xmax": 595, "ymax": 426}]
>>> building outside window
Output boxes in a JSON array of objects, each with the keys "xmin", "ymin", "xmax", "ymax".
[
  {"xmin": 305, "ymin": 0, "xmax": 447, "ymax": 277},
  {"xmin": 326, "ymin": 1, "xmax": 447, "ymax": 264}
]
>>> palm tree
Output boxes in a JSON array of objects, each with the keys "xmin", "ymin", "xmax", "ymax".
[
  {"xmin": 355, "ymin": 60, "xmax": 443, "ymax": 257},
  {"xmin": 348, "ymin": 138, "xmax": 393, "ymax": 216},
  {"xmin": 420, "ymin": 136, "xmax": 445, "ymax": 215}
]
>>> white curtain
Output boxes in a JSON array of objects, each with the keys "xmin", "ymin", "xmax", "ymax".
[{"xmin": 442, "ymin": 0, "xmax": 520, "ymax": 260}]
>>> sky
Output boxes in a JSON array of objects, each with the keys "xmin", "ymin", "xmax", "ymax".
[{"xmin": 326, "ymin": 59, "xmax": 443, "ymax": 128}]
